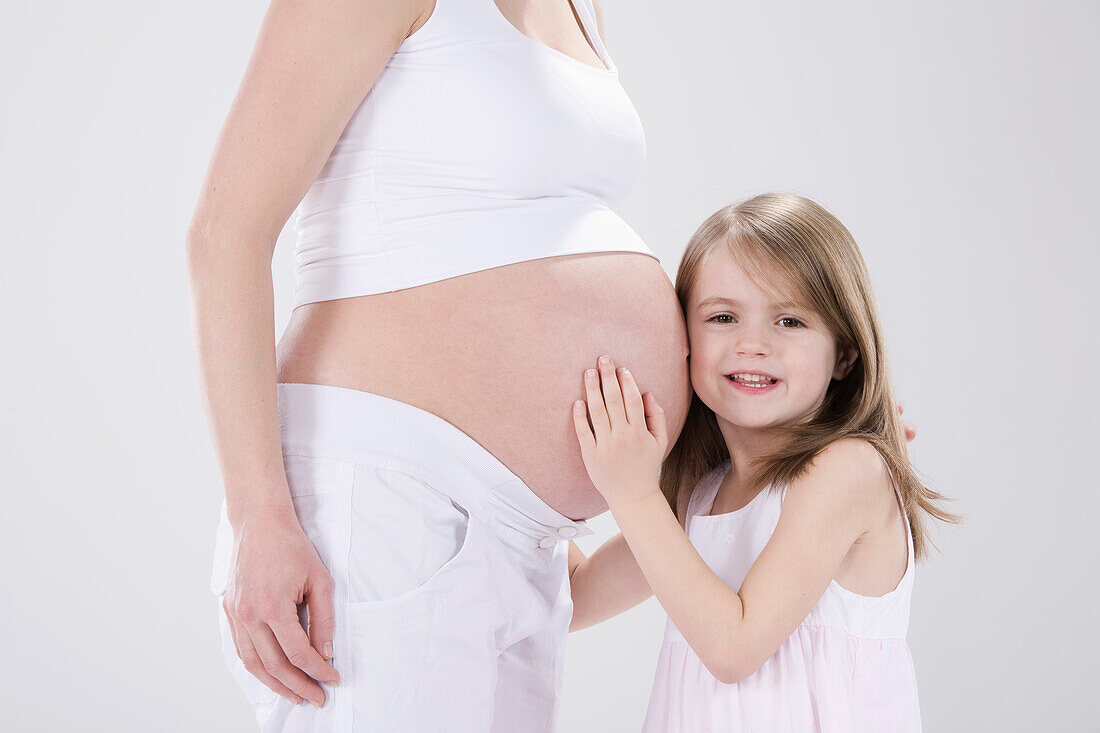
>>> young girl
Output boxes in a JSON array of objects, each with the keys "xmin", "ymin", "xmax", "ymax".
[{"xmin": 568, "ymin": 193, "xmax": 956, "ymax": 731}]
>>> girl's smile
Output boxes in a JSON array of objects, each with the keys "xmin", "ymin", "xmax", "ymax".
[
  {"xmin": 687, "ymin": 248, "xmax": 857, "ymax": 435},
  {"xmin": 725, "ymin": 371, "xmax": 781, "ymax": 394},
  {"xmin": 568, "ymin": 193, "xmax": 946, "ymax": 732}
]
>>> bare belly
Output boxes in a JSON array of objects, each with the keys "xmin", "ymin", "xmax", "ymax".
[{"xmin": 275, "ymin": 252, "xmax": 693, "ymax": 519}]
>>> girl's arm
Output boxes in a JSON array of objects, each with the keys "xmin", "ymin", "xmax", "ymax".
[
  {"xmin": 567, "ymin": 466, "xmax": 693, "ymax": 632},
  {"xmin": 573, "ymin": 357, "xmax": 890, "ymax": 684},
  {"xmin": 568, "ymin": 533, "xmax": 651, "ymax": 631},
  {"xmin": 611, "ymin": 439, "xmax": 887, "ymax": 683}
]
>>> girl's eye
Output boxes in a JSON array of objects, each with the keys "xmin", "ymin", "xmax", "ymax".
[
  {"xmin": 708, "ymin": 314, "xmax": 733, "ymax": 324},
  {"xmin": 778, "ymin": 317, "xmax": 804, "ymax": 328}
]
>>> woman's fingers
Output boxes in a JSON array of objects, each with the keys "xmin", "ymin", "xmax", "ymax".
[
  {"xmin": 584, "ymin": 368, "xmax": 610, "ymax": 434},
  {"xmin": 305, "ymin": 573, "xmax": 338, "ymax": 666},
  {"xmin": 596, "ymin": 355, "xmax": 626, "ymax": 430},
  {"xmin": 269, "ymin": 601, "xmax": 340, "ymax": 686},
  {"xmin": 228, "ymin": 608, "xmax": 304, "ymax": 705},
  {"xmin": 245, "ymin": 615, "xmax": 326, "ymax": 707}
]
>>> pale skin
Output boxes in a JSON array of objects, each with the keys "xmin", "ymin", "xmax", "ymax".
[
  {"xmin": 185, "ymin": 0, "xmax": 658, "ymax": 710},
  {"xmin": 567, "ymin": 251, "xmax": 912, "ymax": 684},
  {"xmin": 186, "ymin": 0, "xmax": 432, "ymax": 708}
]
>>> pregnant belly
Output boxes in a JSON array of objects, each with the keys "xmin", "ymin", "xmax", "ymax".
[{"xmin": 275, "ymin": 252, "xmax": 693, "ymax": 519}]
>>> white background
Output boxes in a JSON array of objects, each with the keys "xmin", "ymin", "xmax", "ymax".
[{"xmin": 1, "ymin": 1, "xmax": 1096, "ymax": 730}]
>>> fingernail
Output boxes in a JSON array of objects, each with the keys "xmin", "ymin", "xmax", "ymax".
[
  {"xmin": 599, "ymin": 355, "xmax": 610, "ymax": 364},
  {"xmin": 586, "ymin": 369, "xmax": 596, "ymax": 378},
  {"xmin": 323, "ymin": 641, "xmax": 333, "ymax": 659}
]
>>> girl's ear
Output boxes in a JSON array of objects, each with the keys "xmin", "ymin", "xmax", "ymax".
[{"xmin": 832, "ymin": 344, "xmax": 859, "ymax": 380}]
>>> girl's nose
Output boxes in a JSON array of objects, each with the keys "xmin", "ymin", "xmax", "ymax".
[{"xmin": 734, "ymin": 326, "xmax": 771, "ymax": 357}]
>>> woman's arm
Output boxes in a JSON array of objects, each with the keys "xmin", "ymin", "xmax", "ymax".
[{"xmin": 185, "ymin": 0, "xmax": 431, "ymax": 707}]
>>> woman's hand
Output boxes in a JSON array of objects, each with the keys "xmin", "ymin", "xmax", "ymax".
[
  {"xmin": 572, "ymin": 354, "xmax": 667, "ymax": 510},
  {"xmin": 223, "ymin": 504, "xmax": 341, "ymax": 707}
]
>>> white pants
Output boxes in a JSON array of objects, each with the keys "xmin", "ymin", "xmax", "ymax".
[{"xmin": 209, "ymin": 382, "xmax": 593, "ymax": 732}]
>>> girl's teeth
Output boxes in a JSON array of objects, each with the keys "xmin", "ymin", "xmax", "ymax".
[{"xmin": 729, "ymin": 373, "xmax": 776, "ymax": 386}]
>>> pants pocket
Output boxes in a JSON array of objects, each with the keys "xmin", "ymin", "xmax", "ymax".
[
  {"xmin": 345, "ymin": 465, "xmax": 480, "ymax": 610},
  {"xmin": 340, "ymin": 597, "xmax": 500, "ymax": 731},
  {"xmin": 329, "ymin": 467, "xmax": 501, "ymax": 729},
  {"xmin": 338, "ymin": 501, "xmax": 502, "ymax": 731}
]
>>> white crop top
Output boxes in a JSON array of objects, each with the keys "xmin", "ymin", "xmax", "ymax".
[{"xmin": 289, "ymin": 0, "xmax": 658, "ymax": 308}]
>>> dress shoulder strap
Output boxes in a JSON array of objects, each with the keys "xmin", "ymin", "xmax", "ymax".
[
  {"xmin": 683, "ymin": 461, "xmax": 729, "ymax": 533},
  {"xmin": 875, "ymin": 451, "xmax": 911, "ymax": 531},
  {"xmin": 875, "ymin": 449, "xmax": 917, "ymax": 579}
]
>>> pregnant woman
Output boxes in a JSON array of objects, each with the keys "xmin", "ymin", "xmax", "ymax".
[{"xmin": 187, "ymin": 0, "xmax": 692, "ymax": 730}]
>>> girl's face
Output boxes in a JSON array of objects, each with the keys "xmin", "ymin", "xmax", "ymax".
[{"xmin": 686, "ymin": 248, "xmax": 858, "ymax": 434}]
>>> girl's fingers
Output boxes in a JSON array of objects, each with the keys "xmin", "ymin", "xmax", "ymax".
[
  {"xmin": 618, "ymin": 367, "xmax": 645, "ymax": 426},
  {"xmin": 597, "ymin": 355, "xmax": 626, "ymax": 430},
  {"xmin": 584, "ymin": 368, "xmax": 610, "ymax": 434},
  {"xmin": 896, "ymin": 403, "xmax": 915, "ymax": 441},
  {"xmin": 573, "ymin": 399, "xmax": 596, "ymax": 453},
  {"xmin": 643, "ymin": 392, "xmax": 668, "ymax": 451}
]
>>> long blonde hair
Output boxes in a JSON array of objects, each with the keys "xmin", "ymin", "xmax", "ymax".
[{"xmin": 660, "ymin": 192, "xmax": 958, "ymax": 559}]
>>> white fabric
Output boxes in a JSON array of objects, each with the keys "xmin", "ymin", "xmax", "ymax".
[
  {"xmin": 289, "ymin": 0, "xmax": 657, "ymax": 307},
  {"xmin": 642, "ymin": 459, "xmax": 922, "ymax": 733},
  {"xmin": 209, "ymin": 382, "xmax": 594, "ymax": 732}
]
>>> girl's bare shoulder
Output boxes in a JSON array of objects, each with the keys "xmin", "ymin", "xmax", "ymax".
[{"xmin": 786, "ymin": 438, "xmax": 896, "ymax": 521}]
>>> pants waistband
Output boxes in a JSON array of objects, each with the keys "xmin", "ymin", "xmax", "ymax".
[{"xmin": 275, "ymin": 382, "xmax": 593, "ymax": 546}]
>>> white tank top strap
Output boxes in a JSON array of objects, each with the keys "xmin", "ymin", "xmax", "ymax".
[
  {"xmin": 414, "ymin": 0, "xmax": 614, "ymax": 71},
  {"xmin": 567, "ymin": 0, "xmax": 616, "ymax": 70},
  {"xmin": 399, "ymin": 0, "xmax": 505, "ymax": 48}
]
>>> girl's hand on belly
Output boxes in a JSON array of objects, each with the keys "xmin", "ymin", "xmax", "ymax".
[{"xmin": 572, "ymin": 354, "xmax": 668, "ymax": 511}]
